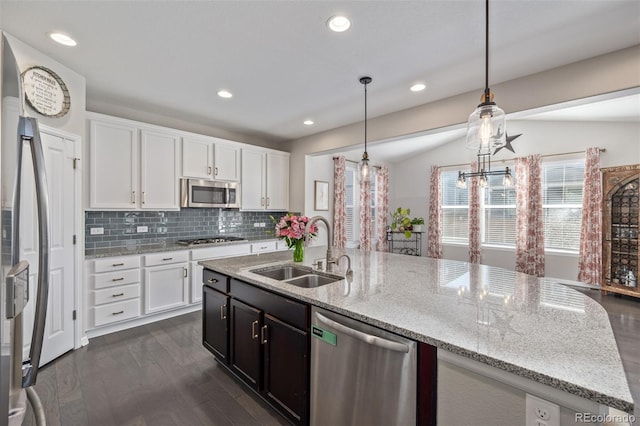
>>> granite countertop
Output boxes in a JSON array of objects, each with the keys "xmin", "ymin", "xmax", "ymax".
[
  {"xmin": 84, "ymin": 237, "xmax": 278, "ymax": 259},
  {"xmin": 199, "ymin": 246, "xmax": 634, "ymax": 413}
]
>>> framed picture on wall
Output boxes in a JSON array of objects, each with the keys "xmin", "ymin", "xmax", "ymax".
[{"xmin": 314, "ymin": 180, "xmax": 329, "ymax": 211}]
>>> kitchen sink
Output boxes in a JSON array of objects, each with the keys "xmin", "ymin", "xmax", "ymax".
[
  {"xmin": 251, "ymin": 265, "xmax": 312, "ymax": 280},
  {"xmin": 250, "ymin": 265, "xmax": 342, "ymax": 288},
  {"xmin": 284, "ymin": 274, "xmax": 340, "ymax": 288}
]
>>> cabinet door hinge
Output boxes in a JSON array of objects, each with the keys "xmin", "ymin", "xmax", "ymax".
[{"xmin": 72, "ymin": 310, "xmax": 77, "ymax": 320}]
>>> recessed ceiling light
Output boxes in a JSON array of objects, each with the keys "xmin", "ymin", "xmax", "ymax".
[
  {"xmin": 327, "ymin": 16, "xmax": 351, "ymax": 32},
  {"xmin": 217, "ymin": 90, "xmax": 233, "ymax": 98},
  {"xmin": 303, "ymin": 120, "xmax": 314, "ymax": 126},
  {"xmin": 410, "ymin": 83, "xmax": 426, "ymax": 92},
  {"xmin": 49, "ymin": 32, "xmax": 77, "ymax": 47}
]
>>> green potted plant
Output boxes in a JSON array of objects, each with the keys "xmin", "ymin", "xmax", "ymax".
[
  {"xmin": 390, "ymin": 207, "xmax": 413, "ymax": 238},
  {"xmin": 411, "ymin": 217, "xmax": 425, "ymax": 233}
]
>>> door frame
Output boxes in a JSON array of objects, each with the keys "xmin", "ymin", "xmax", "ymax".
[{"xmin": 39, "ymin": 124, "xmax": 84, "ymax": 353}]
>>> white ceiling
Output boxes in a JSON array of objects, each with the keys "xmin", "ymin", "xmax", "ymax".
[{"xmin": 1, "ymin": 1, "xmax": 639, "ymax": 143}]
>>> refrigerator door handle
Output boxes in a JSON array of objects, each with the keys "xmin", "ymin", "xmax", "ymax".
[
  {"xmin": 314, "ymin": 312, "xmax": 410, "ymax": 353},
  {"xmin": 18, "ymin": 116, "xmax": 50, "ymax": 388}
]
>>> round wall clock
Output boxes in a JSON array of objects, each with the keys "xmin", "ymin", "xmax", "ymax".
[{"xmin": 21, "ymin": 66, "xmax": 71, "ymax": 118}]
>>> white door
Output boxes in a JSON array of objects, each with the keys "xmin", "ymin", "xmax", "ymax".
[
  {"xmin": 266, "ymin": 152, "xmax": 289, "ymax": 211},
  {"xmin": 214, "ymin": 143, "xmax": 240, "ymax": 181},
  {"xmin": 21, "ymin": 129, "xmax": 77, "ymax": 366},
  {"xmin": 140, "ymin": 129, "xmax": 179, "ymax": 209},
  {"xmin": 182, "ymin": 136, "xmax": 212, "ymax": 179},
  {"xmin": 89, "ymin": 119, "xmax": 137, "ymax": 208},
  {"xmin": 241, "ymin": 149, "xmax": 265, "ymax": 210}
]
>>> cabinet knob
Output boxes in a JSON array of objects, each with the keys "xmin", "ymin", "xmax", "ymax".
[{"xmin": 251, "ymin": 320, "xmax": 259, "ymax": 339}]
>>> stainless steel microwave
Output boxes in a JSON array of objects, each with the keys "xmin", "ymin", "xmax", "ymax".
[{"xmin": 180, "ymin": 179, "xmax": 241, "ymax": 208}]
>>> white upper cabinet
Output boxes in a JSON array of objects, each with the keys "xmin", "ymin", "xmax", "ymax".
[
  {"xmin": 88, "ymin": 113, "xmax": 180, "ymax": 210},
  {"xmin": 140, "ymin": 129, "xmax": 180, "ymax": 209},
  {"xmin": 241, "ymin": 148, "xmax": 289, "ymax": 211},
  {"xmin": 181, "ymin": 136, "xmax": 240, "ymax": 181},
  {"xmin": 89, "ymin": 119, "xmax": 138, "ymax": 209},
  {"xmin": 214, "ymin": 143, "xmax": 240, "ymax": 181},
  {"xmin": 181, "ymin": 136, "xmax": 211, "ymax": 179}
]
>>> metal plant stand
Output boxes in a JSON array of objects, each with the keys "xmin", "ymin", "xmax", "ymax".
[{"xmin": 387, "ymin": 231, "xmax": 423, "ymax": 256}]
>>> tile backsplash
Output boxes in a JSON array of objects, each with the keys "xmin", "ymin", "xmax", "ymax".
[{"xmin": 85, "ymin": 209, "xmax": 290, "ymax": 250}]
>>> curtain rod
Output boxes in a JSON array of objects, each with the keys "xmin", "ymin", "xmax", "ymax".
[
  {"xmin": 333, "ymin": 156, "xmax": 381, "ymax": 168},
  {"xmin": 439, "ymin": 148, "xmax": 606, "ymax": 169}
]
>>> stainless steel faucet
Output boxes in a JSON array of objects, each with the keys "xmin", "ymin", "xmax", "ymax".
[
  {"xmin": 307, "ymin": 216, "xmax": 335, "ymax": 271},
  {"xmin": 335, "ymin": 254, "xmax": 353, "ymax": 277}
]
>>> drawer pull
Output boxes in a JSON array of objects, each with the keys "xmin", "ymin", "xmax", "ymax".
[
  {"xmin": 111, "ymin": 277, "xmax": 124, "ymax": 282},
  {"xmin": 162, "ymin": 257, "xmax": 173, "ymax": 261},
  {"xmin": 112, "ymin": 310, "xmax": 124, "ymax": 316},
  {"xmin": 112, "ymin": 293, "xmax": 124, "ymax": 298},
  {"xmin": 251, "ymin": 320, "xmax": 259, "ymax": 339},
  {"xmin": 260, "ymin": 246, "xmax": 267, "ymax": 250},
  {"xmin": 220, "ymin": 304, "xmax": 227, "ymax": 320},
  {"xmin": 184, "ymin": 267, "xmax": 188, "ymax": 278},
  {"xmin": 261, "ymin": 325, "xmax": 268, "ymax": 344},
  {"xmin": 112, "ymin": 263, "xmax": 125, "ymax": 267},
  {"xmin": 208, "ymin": 166, "xmax": 212, "ymax": 175},
  {"xmin": 207, "ymin": 278, "xmax": 218, "ymax": 284}
]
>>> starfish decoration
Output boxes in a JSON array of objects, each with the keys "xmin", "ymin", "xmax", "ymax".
[{"xmin": 493, "ymin": 133, "xmax": 522, "ymax": 155}]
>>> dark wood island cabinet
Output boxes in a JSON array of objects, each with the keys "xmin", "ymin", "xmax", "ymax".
[{"xmin": 202, "ymin": 271, "xmax": 309, "ymax": 425}]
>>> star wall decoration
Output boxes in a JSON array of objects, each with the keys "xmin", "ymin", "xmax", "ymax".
[{"xmin": 493, "ymin": 133, "xmax": 522, "ymax": 155}]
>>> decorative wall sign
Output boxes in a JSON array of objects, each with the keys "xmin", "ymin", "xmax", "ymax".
[{"xmin": 21, "ymin": 66, "xmax": 71, "ymax": 118}]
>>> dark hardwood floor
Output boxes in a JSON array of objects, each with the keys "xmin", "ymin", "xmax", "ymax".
[
  {"xmin": 23, "ymin": 290, "xmax": 640, "ymax": 425},
  {"xmin": 23, "ymin": 312, "xmax": 287, "ymax": 426}
]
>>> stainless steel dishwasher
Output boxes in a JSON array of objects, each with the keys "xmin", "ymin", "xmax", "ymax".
[{"xmin": 310, "ymin": 307, "xmax": 417, "ymax": 426}]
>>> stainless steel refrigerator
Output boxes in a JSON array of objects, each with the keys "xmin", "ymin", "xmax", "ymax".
[{"xmin": 1, "ymin": 34, "xmax": 51, "ymax": 426}]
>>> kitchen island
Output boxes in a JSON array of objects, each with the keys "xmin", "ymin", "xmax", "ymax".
[{"xmin": 200, "ymin": 246, "xmax": 634, "ymax": 422}]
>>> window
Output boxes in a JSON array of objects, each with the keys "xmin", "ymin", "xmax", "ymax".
[
  {"xmin": 441, "ymin": 159, "xmax": 585, "ymax": 252},
  {"xmin": 441, "ymin": 171, "xmax": 469, "ymax": 243},
  {"xmin": 344, "ymin": 163, "xmax": 378, "ymax": 248},
  {"xmin": 542, "ymin": 160, "xmax": 584, "ymax": 251}
]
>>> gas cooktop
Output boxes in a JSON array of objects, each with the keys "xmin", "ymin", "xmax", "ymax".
[{"xmin": 176, "ymin": 236, "xmax": 248, "ymax": 246}]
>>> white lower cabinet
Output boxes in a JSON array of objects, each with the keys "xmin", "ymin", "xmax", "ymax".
[
  {"xmin": 143, "ymin": 251, "xmax": 189, "ymax": 314},
  {"xmin": 86, "ymin": 242, "xmax": 277, "ymax": 335},
  {"xmin": 190, "ymin": 263, "xmax": 204, "ymax": 304},
  {"xmin": 88, "ymin": 256, "xmax": 142, "ymax": 328}
]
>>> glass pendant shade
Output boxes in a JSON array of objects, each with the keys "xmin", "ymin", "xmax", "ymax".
[
  {"xmin": 456, "ymin": 171, "xmax": 467, "ymax": 189},
  {"xmin": 466, "ymin": 103, "xmax": 507, "ymax": 153},
  {"xmin": 360, "ymin": 156, "xmax": 370, "ymax": 179}
]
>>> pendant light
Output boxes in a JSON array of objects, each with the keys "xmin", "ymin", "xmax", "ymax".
[
  {"xmin": 359, "ymin": 76, "xmax": 372, "ymax": 179},
  {"xmin": 466, "ymin": 0, "xmax": 506, "ymax": 154}
]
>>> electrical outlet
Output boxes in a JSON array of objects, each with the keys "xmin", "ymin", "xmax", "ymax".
[
  {"xmin": 90, "ymin": 227, "xmax": 104, "ymax": 235},
  {"xmin": 526, "ymin": 394, "xmax": 559, "ymax": 426},
  {"xmin": 137, "ymin": 226, "xmax": 148, "ymax": 233}
]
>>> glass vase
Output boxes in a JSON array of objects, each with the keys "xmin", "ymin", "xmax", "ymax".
[{"xmin": 293, "ymin": 240, "xmax": 304, "ymax": 262}]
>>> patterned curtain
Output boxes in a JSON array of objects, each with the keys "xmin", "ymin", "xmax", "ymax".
[
  {"xmin": 359, "ymin": 168, "xmax": 372, "ymax": 251},
  {"xmin": 577, "ymin": 147, "xmax": 602, "ymax": 284},
  {"xmin": 375, "ymin": 166, "xmax": 390, "ymax": 252},
  {"xmin": 515, "ymin": 155, "xmax": 545, "ymax": 277},
  {"xmin": 332, "ymin": 156, "xmax": 347, "ymax": 248},
  {"xmin": 469, "ymin": 160, "xmax": 481, "ymax": 264},
  {"xmin": 427, "ymin": 165, "xmax": 442, "ymax": 259}
]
